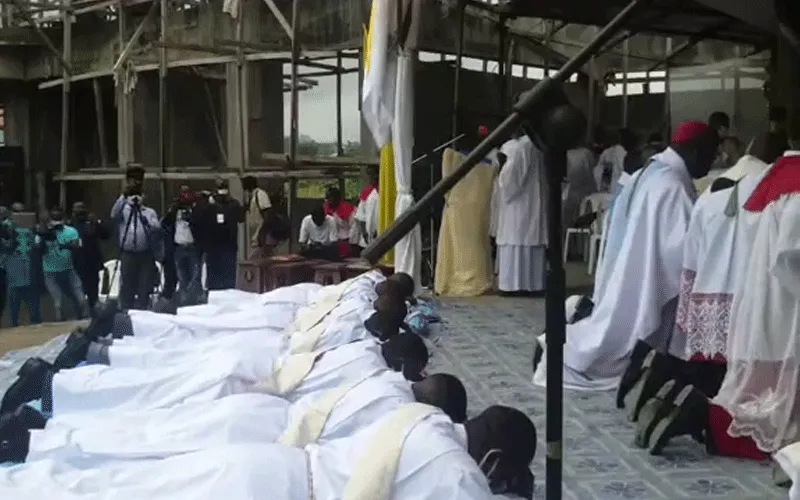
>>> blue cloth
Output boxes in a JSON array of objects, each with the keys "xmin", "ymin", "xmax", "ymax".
[
  {"xmin": 41, "ymin": 225, "xmax": 80, "ymax": 273},
  {"xmin": 111, "ymin": 196, "xmax": 161, "ymax": 253},
  {"xmin": 405, "ymin": 300, "xmax": 441, "ymax": 337},
  {"xmin": 3, "ymin": 228, "xmax": 39, "ymax": 289}
]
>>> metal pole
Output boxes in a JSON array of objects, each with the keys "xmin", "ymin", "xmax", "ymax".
[
  {"xmin": 59, "ymin": 0, "xmax": 71, "ymax": 208},
  {"xmin": 664, "ymin": 37, "xmax": 672, "ymax": 139},
  {"xmin": 362, "ymin": 0, "xmax": 648, "ymax": 263},
  {"xmin": 451, "ymin": 0, "xmax": 465, "ymax": 141},
  {"xmin": 498, "ymin": 16, "xmax": 508, "ymax": 110},
  {"xmin": 336, "ymin": 51, "xmax": 344, "ymax": 156},
  {"xmin": 622, "ymin": 36, "xmax": 629, "ymax": 128},
  {"xmin": 158, "ymin": 0, "xmax": 168, "ymax": 213},
  {"xmin": 288, "ymin": 0, "xmax": 300, "ymax": 253},
  {"xmin": 92, "ymin": 78, "xmax": 108, "ymax": 168},
  {"xmin": 587, "ymin": 57, "xmax": 595, "ymax": 142}
]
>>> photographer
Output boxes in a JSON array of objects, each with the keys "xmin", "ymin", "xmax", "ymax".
[
  {"xmin": 1, "ymin": 211, "xmax": 42, "ymax": 326},
  {"xmin": 37, "ymin": 207, "xmax": 86, "ymax": 321},
  {"xmin": 161, "ymin": 186, "xmax": 202, "ymax": 302},
  {"xmin": 70, "ymin": 201, "xmax": 110, "ymax": 313},
  {"xmin": 110, "ymin": 171, "xmax": 161, "ymax": 310}
]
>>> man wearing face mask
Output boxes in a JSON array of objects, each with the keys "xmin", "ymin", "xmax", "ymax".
[
  {"xmin": 37, "ymin": 207, "xmax": 86, "ymax": 321},
  {"xmin": 70, "ymin": 202, "xmax": 109, "ymax": 313},
  {"xmin": 202, "ymin": 178, "xmax": 244, "ymax": 290},
  {"xmin": 536, "ymin": 121, "xmax": 719, "ymax": 391},
  {"xmin": 0, "ymin": 402, "xmax": 536, "ymax": 500}
]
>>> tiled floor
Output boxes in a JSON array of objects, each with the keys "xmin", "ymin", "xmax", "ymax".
[
  {"xmin": 0, "ymin": 296, "xmax": 788, "ymax": 499},
  {"xmin": 430, "ymin": 296, "xmax": 785, "ymax": 499}
]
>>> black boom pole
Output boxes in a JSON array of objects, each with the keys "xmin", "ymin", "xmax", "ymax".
[{"xmin": 360, "ymin": 1, "xmax": 648, "ymax": 498}]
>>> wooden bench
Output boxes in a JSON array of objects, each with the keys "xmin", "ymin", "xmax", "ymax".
[
  {"xmin": 236, "ymin": 259, "xmax": 272, "ymax": 293},
  {"xmin": 264, "ymin": 257, "xmax": 321, "ymax": 291},
  {"xmin": 343, "ymin": 261, "xmax": 395, "ymax": 280},
  {"xmin": 313, "ymin": 262, "xmax": 346, "ymax": 286}
]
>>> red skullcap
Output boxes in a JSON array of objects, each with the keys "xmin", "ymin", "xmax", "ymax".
[
  {"xmin": 478, "ymin": 125, "xmax": 489, "ymax": 137},
  {"xmin": 672, "ymin": 121, "xmax": 712, "ymax": 144}
]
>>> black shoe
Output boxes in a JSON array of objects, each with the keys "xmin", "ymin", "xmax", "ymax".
[
  {"xmin": 52, "ymin": 334, "xmax": 93, "ymax": 371},
  {"xmin": 570, "ymin": 296, "xmax": 594, "ymax": 323},
  {"xmin": 12, "ymin": 404, "xmax": 47, "ymax": 430},
  {"xmin": 649, "ymin": 385, "xmax": 709, "ymax": 455},
  {"xmin": 533, "ymin": 333, "xmax": 545, "ymax": 372},
  {"xmin": 634, "ymin": 380, "xmax": 680, "ymax": 448},
  {"xmin": 84, "ymin": 302, "xmax": 119, "ymax": 339},
  {"xmin": 152, "ymin": 297, "xmax": 177, "ymax": 315},
  {"xmin": 625, "ymin": 352, "xmax": 673, "ymax": 422},
  {"xmin": 111, "ymin": 313, "xmax": 134, "ymax": 339},
  {"xmin": 0, "ymin": 358, "xmax": 52, "ymax": 415},
  {"xmin": 617, "ymin": 341, "xmax": 653, "ymax": 409},
  {"xmin": 0, "ymin": 413, "xmax": 30, "ymax": 463}
]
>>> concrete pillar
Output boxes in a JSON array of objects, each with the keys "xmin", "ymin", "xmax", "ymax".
[
  {"xmin": 3, "ymin": 84, "xmax": 32, "ymax": 206},
  {"xmin": 116, "ymin": 82, "xmax": 135, "ymax": 166},
  {"xmin": 247, "ymin": 60, "xmax": 284, "ymax": 163},
  {"xmin": 225, "ymin": 62, "xmax": 244, "ymax": 169}
]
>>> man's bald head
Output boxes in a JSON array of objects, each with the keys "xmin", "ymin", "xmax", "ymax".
[{"xmin": 412, "ymin": 373, "xmax": 467, "ymax": 423}]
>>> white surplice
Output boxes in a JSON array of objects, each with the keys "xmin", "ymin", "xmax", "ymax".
[
  {"xmin": 594, "ymin": 144, "xmax": 627, "ymax": 191},
  {"xmin": 564, "ymin": 147, "xmax": 598, "ymax": 226},
  {"xmin": 535, "ymin": 147, "xmax": 696, "ymax": 390},
  {"xmin": 668, "ymin": 156, "xmax": 769, "ymax": 360},
  {"xmin": 355, "ymin": 188, "xmax": 380, "ymax": 247},
  {"xmin": 490, "ymin": 140, "xmax": 519, "ymax": 239},
  {"xmin": 2, "ymin": 413, "xmax": 493, "ymax": 500},
  {"xmin": 26, "ymin": 370, "xmax": 413, "ymax": 466},
  {"xmin": 179, "ymin": 282, "xmax": 322, "ymax": 317},
  {"xmin": 714, "ymin": 156, "xmax": 800, "ymax": 452},
  {"xmin": 51, "ymin": 338, "xmax": 387, "ymax": 415},
  {"xmin": 496, "ymin": 136, "xmax": 547, "ymax": 292}
]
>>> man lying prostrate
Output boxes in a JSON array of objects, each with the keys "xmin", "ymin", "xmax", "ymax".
[
  {"xmin": 376, "ymin": 272, "xmax": 417, "ymax": 302},
  {"xmin": 0, "ymin": 404, "xmax": 536, "ymax": 500},
  {"xmin": 0, "ymin": 372, "xmax": 466, "ymax": 467},
  {"xmin": 89, "ymin": 297, "xmax": 409, "ymax": 369},
  {"xmin": 1, "ymin": 332, "xmax": 429, "ymax": 417}
]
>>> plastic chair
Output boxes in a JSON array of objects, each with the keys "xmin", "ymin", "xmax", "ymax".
[
  {"xmin": 563, "ymin": 197, "xmax": 594, "ymax": 263},
  {"xmin": 98, "ymin": 259, "xmax": 121, "ymax": 303},
  {"xmin": 588, "ymin": 210, "xmax": 610, "ymax": 275}
]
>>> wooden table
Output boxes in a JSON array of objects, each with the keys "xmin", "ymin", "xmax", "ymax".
[
  {"xmin": 312, "ymin": 262, "xmax": 347, "ymax": 286},
  {"xmin": 236, "ymin": 255, "xmax": 311, "ymax": 293}
]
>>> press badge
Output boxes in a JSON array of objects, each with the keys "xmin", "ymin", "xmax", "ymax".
[{"xmin": 216, "ymin": 213, "xmax": 225, "ymax": 224}]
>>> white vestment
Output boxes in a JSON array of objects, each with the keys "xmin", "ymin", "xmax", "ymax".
[
  {"xmin": 714, "ymin": 172, "xmax": 800, "ymax": 452},
  {"xmin": 668, "ymin": 157, "xmax": 769, "ymax": 360},
  {"xmin": 535, "ymin": 147, "xmax": 695, "ymax": 390},
  {"xmin": 1, "ymin": 413, "xmax": 493, "ymax": 500},
  {"xmin": 564, "ymin": 147, "xmax": 598, "ymax": 226},
  {"xmin": 489, "ymin": 140, "xmax": 518, "ymax": 239},
  {"xmin": 496, "ymin": 136, "xmax": 547, "ymax": 292},
  {"xmin": 179, "ymin": 282, "xmax": 322, "ymax": 317},
  {"xmin": 26, "ymin": 370, "xmax": 412, "ymax": 466},
  {"xmin": 594, "ymin": 144, "xmax": 627, "ymax": 191},
  {"xmin": 51, "ymin": 338, "xmax": 387, "ymax": 414},
  {"xmin": 355, "ymin": 188, "xmax": 380, "ymax": 247}
]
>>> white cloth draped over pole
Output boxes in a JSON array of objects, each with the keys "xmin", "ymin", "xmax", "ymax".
[
  {"xmin": 392, "ymin": 52, "xmax": 422, "ymax": 294},
  {"xmin": 362, "ymin": 0, "xmax": 421, "ymax": 293}
]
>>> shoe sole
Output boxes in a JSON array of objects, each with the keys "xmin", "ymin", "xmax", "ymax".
[
  {"xmin": 624, "ymin": 350, "xmax": 657, "ymax": 420},
  {"xmin": 634, "ymin": 380, "xmax": 677, "ymax": 448},
  {"xmin": 617, "ymin": 350, "xmax": 656, "ymax": 410},
  {"xmin": 648, "ymin": 385, "xmax": 695, "ymax": 455}
]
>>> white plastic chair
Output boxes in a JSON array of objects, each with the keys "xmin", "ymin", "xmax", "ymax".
[
  {"xmin": 98, "ymin": 259, "xmax": 121, "ymax": 303},
  {"xmin": 563, "ymin": 197, "xmax": 594, "ymax": 263},
  {"xmin": 588, "ymin": 210, "xmax": 610, "ymax": 275}
]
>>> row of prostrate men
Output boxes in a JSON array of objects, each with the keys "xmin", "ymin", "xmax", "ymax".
[
  {"xmin": 530, "ymin": 106, "xmax": 800, "ymax": 477},
  {"xmin": 0, "ymin": 271, "xmax": 536, "ymax": 499}
]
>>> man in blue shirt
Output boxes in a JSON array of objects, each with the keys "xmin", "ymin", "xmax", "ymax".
[
  {"xmin": 1, "ymin": 214, "xmax": 42, "ymax": 327},
  {"xmin": 38, "ymin": 207, "xmax": 85, "ymax": 321},
  {"xmin": 110, "ymin": 176, "xmax": 161, "ymax": 310}
]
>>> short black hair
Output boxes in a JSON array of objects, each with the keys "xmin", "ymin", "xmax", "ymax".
[
  {"xmin": 419, "ymin": 373, "xmax": 468, "ymax": 423},
  {"xmin": 380, "ymin": 332, "xmax": 429, "ymax": 380},
  {"xmin": 310, "ymin": 204, "xmax": 325, "ymax": 220},
  {"xmin": 125, "ymin": 165, "xmax": 145, "ymax": 182},
  {"xmin": 647, "ymin": 132, "xmax": 663, "ymax": 143},
  {"xmin": 708, "ymin": 111, "xmax": 730, "ymax": 129},
  {"xmin": 619, "ymin": 128, "xmax": 638, "ymax": 151},
  {"xmin": 241, "ymin": 176, "xmax": 257, "ymax": 190},
  {"xmin": 468, "ymin": 405, "xmax": 537, "ymax": 469},
  {"xmin": 387, "ymin": 272, "xmax": 415, "ymax": 298}
]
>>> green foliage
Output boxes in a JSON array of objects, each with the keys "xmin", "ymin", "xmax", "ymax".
[{"xmin": 297, "ymin": 177, "xmax": 362, "ymax": 201}]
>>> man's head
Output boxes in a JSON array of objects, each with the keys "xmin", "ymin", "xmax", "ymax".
[
  {"xmin": 125, "ymin": 165, "xmax": 145, "ymax": 195},
  {"xmin": 670, "ymin": 121, "xmax": 720, "ymax": 179},
  {"xmin": 411, "ymin": 373, "xmax": 468, "ymax": 423},
  {"xmin": 72, "ymin": 201, "xmax": 88, "ymax": 220},
  {"xmin": 366, "ymin": 297, "xmax": 408, "ymax": 341},
  {"xmin": 311, "ymin": 204, "xmax": 326, "ymax": 226},
  {"xmin": 215, "ymin": 178, "xmax": 229, "ymax": 197},
  {"xmin": 325, "ymin": 186, "xmax": 342, "ymax": 208},
  {"xmin": 178, "ymin": 186, "xmax": 195, "ymax": 206},
  {"xmin": 49, "ymin": 207, "xmax": 65, "ymax": 225},
  {"xmin": 380, "ymin": 332, "xmax": 429, "ymax": 381},
  {"xmin": 708, "ymin": 111, "xmax": 731, "ymax": 138},
  {"xmin": 376, "ymin": 273, "xmax": 415, "ymax": 299},
  {"xmin": 465, "ymin": 405, "xmax": 537, "ymax": 493},
  {"xmin": 10, "ymin": 202, "xmax": 24, "ymax": 213},
  {"xmin": 241, "ymin": 175, "xmax": 257, "ymax": 193}
]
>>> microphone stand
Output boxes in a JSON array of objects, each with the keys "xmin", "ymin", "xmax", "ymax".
[{"xmin": 360, "ymin": 1, "xmax": 648, "ymax": 498}]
